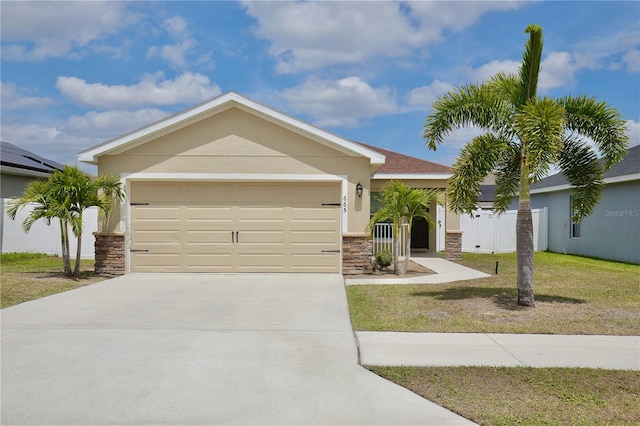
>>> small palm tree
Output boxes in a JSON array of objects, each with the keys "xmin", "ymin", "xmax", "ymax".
[
  {"xmin": 423, "ymin": 24, "xmax": 628, "ymax": 306},
  {"xmin": 368, "ymin": 180, "xmax": 443, "ymax": 275},
  {"xmin": 7, "ymin": 165, "xmax": 124, "ymax": 278}
]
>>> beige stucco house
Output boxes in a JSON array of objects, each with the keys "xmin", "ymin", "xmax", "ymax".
[{"xmin": 78, "ymin": 92, "xmax": 461, "ymax": 274}]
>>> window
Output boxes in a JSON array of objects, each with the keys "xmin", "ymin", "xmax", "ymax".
[
  {"xmin": 570, "ymin": 196, "xmax": 581, "ymax": 238},
  {"xmin": 370, "ymin": 192, "xmax": 383, "ymax": 217}
]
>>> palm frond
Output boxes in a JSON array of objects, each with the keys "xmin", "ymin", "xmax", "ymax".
[
  {"xmin": 559, "ymin": 95, "xmax": 629, "ymax": 170},
  {"xmin": 447, "ymin": 133, "xmax": 510, "ymax": 214},
  {"xmin": 516, "ymin": 97, "xmax": 565, "ymax": 181},
  {"xmin": 493, "ymin": 143, "xmax": 521, "ymax": 213},
  {"xmin": 517, "ymin": 24, "xmax": 543, "ymax": 106},
  {"xmin": 487, "ymin": 73, "xmax": 520, "ymax": 109},
  {"xmin": 558, "ymin": 136, "xmax": 605, "ymax": 221},
  {"xmin": 424, "ymin": 83, "xmax": 512, "ymax": 150}
]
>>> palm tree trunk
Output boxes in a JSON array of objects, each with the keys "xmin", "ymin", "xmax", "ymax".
[
  {"xmin": 60, "ymin": 220, "xmax": 72, "ymax": 276},
  {"xmin": 73, "ymin": 233, "xmax": 82, "ymax": 278},
  {"xmin": 73, "ymin": 213, "xmax": 83, "ymax": 278},
  {"xmin": 400, "ymin": 230, "xmax": 411, "ymax": 275},
  {"xmin": 393, "ymin": 222, "xmax": 400, "ymax": 275},
  {"xmin": 517, "ymin": 158, "xmax": 535, "ymax": 307}
]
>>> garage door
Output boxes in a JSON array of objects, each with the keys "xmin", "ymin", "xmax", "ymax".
[{"xmin": 129, "ymin": 182, "xmax": 341, "ymax": 273}]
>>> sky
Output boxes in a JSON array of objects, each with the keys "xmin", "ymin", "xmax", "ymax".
[{"xmin": 1, "ymin": 1, "xmax": 639, "ymax": 174}]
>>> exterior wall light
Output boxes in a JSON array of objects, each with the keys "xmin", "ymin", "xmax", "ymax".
[{"xmin": 356, "ymin": 182, "xmax": 363, "ymax": 197}]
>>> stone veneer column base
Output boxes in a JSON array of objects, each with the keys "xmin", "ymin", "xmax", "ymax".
[
  {"xmin": 94, "ymin": 233, "xmax": 125, "ymax": 275},
  {"xmin": 342, "ymin": 233, "xmax": 373, "ymax": 275},
  {"xmin": 445, "ymin": 231, "xmax": 463, "ymax": 261}
]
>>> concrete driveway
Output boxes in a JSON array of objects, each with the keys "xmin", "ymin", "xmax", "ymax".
[{"xmin": 1, "ymin": 274, "xmax": 473, "ymax": 425}]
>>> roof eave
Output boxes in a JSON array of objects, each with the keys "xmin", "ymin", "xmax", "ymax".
[
  {"xmin": 1, "ymin": 164, "xmax": 55, "ymax": 178},
  {"xmin": 530, "ymin": 172, "xmax": 640, "ymax": 194},
  {"xmin": 372, "ymin": 173, "xmax": 452, "ymax": 180}
]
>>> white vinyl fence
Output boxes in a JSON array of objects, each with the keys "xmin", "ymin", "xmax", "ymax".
[
  {"xmin": 372, "ymin": 223, "xmax": 410, "ymax": 258},
  {"xmin": 1, "ymin": 199, "xmax": 98, "ymax": 258},
  {"xmin": 461, "ymin": 207, "xmax": 548, "ymax": 254}
]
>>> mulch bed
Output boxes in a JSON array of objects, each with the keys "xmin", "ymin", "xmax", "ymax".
[{"xmin": 353, "ymin": 259, "xmax": 435, "ymax": 278}]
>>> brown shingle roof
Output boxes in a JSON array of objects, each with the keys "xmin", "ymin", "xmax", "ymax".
[{"xmin": 354, "ymin": 141, "xmax": 451, "ymax": 174}]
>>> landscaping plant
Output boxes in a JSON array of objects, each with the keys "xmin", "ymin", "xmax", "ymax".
[
  {"xmin": 423, "ymin": 25, "xmax": 628, "ymax": 306},
  {"xmin": 6, "ymin": 165, "xmax": 124, "ymax": 278}
]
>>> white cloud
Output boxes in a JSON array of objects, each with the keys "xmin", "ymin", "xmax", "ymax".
[
  {"xmin": 622, "ymin": 50, "xmax": 640, "ymax": 73},
  {"xmin": 463, "ymin": 59, "xmax": 520, "ymax": 84},
  {"xmin": 146, "ymin": 15, "xmax": 214, "ymax": 70},
  {"xmin": 626, "ymin": 119, "xmax": 640, "ymax": 147},
  {"xmin": 438, "ymin": 126, "xmax": 486, "ymax": 150},
  {"xmin": 1, "ymin": 82, "xmax": 54, "ymax": 110},
  {"xmin": 574, "ymin": 26, "xmax": 640, "ymax": 72},
  {"xmin": 538, "ymin": 51, "xmax": 582, "ymax": 91},
  {"xmin": 66, "ymin": 109, "xmax": 169, "ymax": 139},
  {"xmin": 407, "ymin": 80, "xmax": 455, "ymax": 110},
  {"xmin": 56, "ymin": 72, "xmax": 221, "ymax": 109},
  {"xmin": 1, "ymin": 108, "xmax": 171, "ymax": 167},
  {"xmin": 407, "ymin": 1, "xmax": 521, "ymax": 33},
  {"xmin": 1, "ymin": 1, "xmax": 139, "ymax": 61},
  {"xmin": 280, "ymin": 77, "xmax": 398, "ymax": 127},
  {"xmin": 243, "ymin": 1, "xmax": 521, "ymax": 73},
  {"xmin": 463, "ymin": 52, "xmax": 588, "ymax": 92}
]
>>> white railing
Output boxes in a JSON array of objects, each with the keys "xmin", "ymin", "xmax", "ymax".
[{"xmin": 372, "ymin": 223, "xmax": 410, "ymax": 258}]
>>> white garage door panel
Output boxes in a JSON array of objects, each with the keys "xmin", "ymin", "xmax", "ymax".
[
  {"xmin": 129, "ymin": 182, "xmax": 340, "ymax": 273},
  {"xmin": 186, "ymin": 254, "xmax": 234, "ymax": 272},
  {"xmin": 186, "ymin": 230, "xmax": 232, "ymax": 244},
  {"xmin": 291, "ymin": 230, "xmax": 336, "ymax": 244},
  {"xmin": 131, "ymin": 253, "xmax": 182, "ymax": 272}
]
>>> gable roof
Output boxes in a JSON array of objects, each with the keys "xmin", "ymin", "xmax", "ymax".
[
  {"xmin": 1, "ymin": 141, "xmax": 64, "ymax": 178},
  {"xmin": 531, "ymin": 144, "xmax": 640, "ymax": 193},
  {"xmin": 354, "ymin": 141, "xmax": 451, "ymax": 179},
  {"xmin": 78, "ymin": 91, "xmax": 385, "ymax": 166}
]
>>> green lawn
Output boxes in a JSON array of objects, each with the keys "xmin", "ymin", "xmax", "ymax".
[
  {"xmin": 347, "ymin": 252, "xmax": 640, "ymax": 335},
  {"xmin": 349, "ymin": 252, "xmax": 640, "ymax": 425},
  {"xmin": 1, "ymin": 252, "xmax": 106, "ymax": 308},
  {"xmin": 371, "ymin": 366, "xmax": 640, "ymax": 426}
]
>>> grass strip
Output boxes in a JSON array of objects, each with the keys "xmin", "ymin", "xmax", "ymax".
[
  {"xmin": 1, "ymin": 253, "xmax": 106, "ymax": 308},
  {"xmin": 370, "ymin": 366, "xmax": 640, "ymax": 426},
  {"xmin": 347, "ymin": 252, "xmax": 640, "ymax": 335}
]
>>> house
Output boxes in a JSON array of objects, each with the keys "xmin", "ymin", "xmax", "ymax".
[
  {"xmin": 529, "ymin": 144, "xmax": 640, "ymax": 264},
  {"xmin": 1, "ymin": 141, "xmax": 64, "ymax": 198},
  {"xmin": 78, "ymin": 92, "xmax": 459, "ymax": 275}
]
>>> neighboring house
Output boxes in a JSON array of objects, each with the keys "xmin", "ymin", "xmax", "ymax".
[
  {"xmin": 1, "ymin": 141, "xmax": 64, "ymax": 198},
  {"xmin": 78, "ymin": 91, "xmax": 459, "ymax": 275},
  {"xmin": 1, "ymin": 142, "xmax": 95, "ymax": 257},
  {"xmin": 528, "ymin": 144, "xmax": 640, "ymax": 264}
]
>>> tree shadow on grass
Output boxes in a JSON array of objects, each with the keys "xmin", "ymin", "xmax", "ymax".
[{"xmin": 411, "ymin": 287, "xmax": 585, "ymax": 311}]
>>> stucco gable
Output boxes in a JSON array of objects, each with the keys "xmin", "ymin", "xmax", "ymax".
[{"xmin": 78, "ymin": 91, "xmax": 384, "ymax": 167}]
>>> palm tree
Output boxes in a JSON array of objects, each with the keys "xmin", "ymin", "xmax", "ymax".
[
  {"xmin": 369, "ymin": 180, "xmax": 443, "ymax": 275},
  {"xmin": 7, "ymin": 165, "xmax": 124, "ymax": 278},
  {"xmin": 6, "ymin": 178, "xmax": 74, "ymax": 276},
  {"xmin": 423, "ymin": 24, "xmax": 628, "ymax": 306}
]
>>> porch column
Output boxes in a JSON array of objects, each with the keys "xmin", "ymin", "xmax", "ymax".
[
  {"xmin": 342, "ymin": 233, "xmax": 373, "ymax": 274},
  {"xmin": 94, "ymin": 232, "xmax": 125, "ymax": 275},
  {"xmin": 445, "ymin": 201, "xmax": 463, "ymax": 261}
]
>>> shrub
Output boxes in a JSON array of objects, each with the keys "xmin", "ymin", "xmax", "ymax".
[{"xmin": 374, "ymin": 249, "xmax": 393, "ymax": 271}]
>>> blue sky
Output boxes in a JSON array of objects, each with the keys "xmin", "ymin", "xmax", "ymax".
[{"xmin": 2, "ymin": 1, "xmax": 639, "ymax": 173}]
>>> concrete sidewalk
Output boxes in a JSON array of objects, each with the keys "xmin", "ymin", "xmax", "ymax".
[
  {"xmin": 345, "ymin": 255, "xmax": 491, "ymax": 285},
  {"xmin": 356, "ymin": 332, "xmax": 640, "ymax": 370}
]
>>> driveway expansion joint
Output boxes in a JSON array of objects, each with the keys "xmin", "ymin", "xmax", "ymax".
[{"xmin": 485, "ymin": 333, "xmax": 527, "ymax": 367}]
